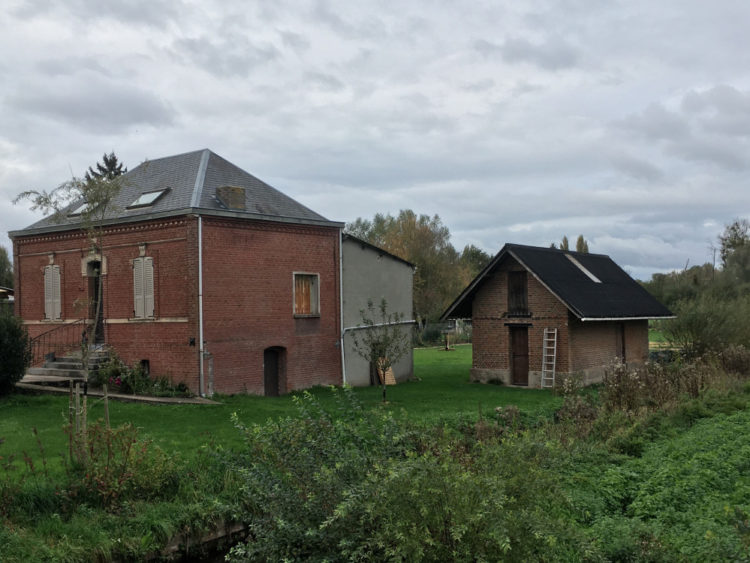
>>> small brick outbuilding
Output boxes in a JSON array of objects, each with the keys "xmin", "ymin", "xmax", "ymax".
[
  {"xmin": 11, "ymin": 149, "xmax": 345, "ymax": 396},
  {"xmin": 441, "ymin": 244, "xmax": 673, "ymax": 388}
]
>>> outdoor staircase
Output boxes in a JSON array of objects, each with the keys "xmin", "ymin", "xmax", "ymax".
[
  {"xmin": 541, "ymin": 328, "xmax": 557, "ymax": 389},
  {"xmin": 20, "ymin": 349, "xmax": 110, "ymax": 388}
]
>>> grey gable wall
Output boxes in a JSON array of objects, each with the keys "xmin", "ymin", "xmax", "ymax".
[{"xmin": 342, "ymin": 236, "xmax": 414, "ymax": 386}]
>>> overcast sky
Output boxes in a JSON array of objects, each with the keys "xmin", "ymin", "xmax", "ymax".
[{"xmin": 2, "ymin": 1, "xmax": 749, "ymax": 279}]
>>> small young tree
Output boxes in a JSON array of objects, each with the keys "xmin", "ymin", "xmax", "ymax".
[
  {"xmin": 351, "ymin": 298, "xmax": 412, "ymax": 403},
  {"xmin": 14, "ymin": 173, "xmax": 124, "ymax": 378}
]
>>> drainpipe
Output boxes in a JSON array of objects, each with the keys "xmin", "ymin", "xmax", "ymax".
[
  {"xmin": 339, "ymin": 230, "xmax": 346, "ymax": 385},
  {"xmin": 198, "ymin": 216, "xmax": 205, "ymax": 397}
]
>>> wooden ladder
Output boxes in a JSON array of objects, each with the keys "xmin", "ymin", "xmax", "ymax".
[{"xmin": 541, "ymin": 328, "xmax": 557, "ymax": 389}]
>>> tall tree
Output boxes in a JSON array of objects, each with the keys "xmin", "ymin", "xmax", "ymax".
[
  {"xmin": 575, "ymin": 235, "xmax": 590, "ymax": 253},
  {"xmin": 459, "ymin": 244, "xmax": 492, "ymax": 280},
  {"xmin": 346, "ymin": 210, "xmax": 465, "ymax": 321},
  {"xmin": 560, "ymin": 235, "xmax": 569, "ymax": 251},
  {"xmin": 0, "ymin": 247, "xmax": 12, "ymax": 288},
  {"xmin": 719, "ymin": 218, "xmax": 750, "ymax": 266},
  {"xmin": 84, "ymin": 152, "xmax": 127, "ymax": 182}
]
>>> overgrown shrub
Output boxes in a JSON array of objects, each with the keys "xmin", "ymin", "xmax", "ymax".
[
  {"xmin": 92, "ymin": 354, "xmax": 190, "ymax": 397},
  {"xmin": 63, "ymin": 421, "xmax": 180, "ymax": 509},
  {"xmin": 0, "ymin": 314, "xmax": 31, "ymax": 395},
  {"xmin": 225, "ymin": 389, "xmax": 581, "ymax": 562}
]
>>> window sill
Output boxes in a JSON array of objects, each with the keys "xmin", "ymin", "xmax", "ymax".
[
  {"xmin": 128, "ymin": 317, "xmax": 156, "ymax": 322},
  {"xmin": 506, "ymin": 313, "xmax": 532, "ymax": 318},
  {"xmin": 294, "ymin": 313, "xmax": 321, "ymax": 319}
]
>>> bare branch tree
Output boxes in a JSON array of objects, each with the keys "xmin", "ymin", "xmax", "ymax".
[{"xmin": 351, "ymin": 298, "xmax": 412, "ymax": 403}]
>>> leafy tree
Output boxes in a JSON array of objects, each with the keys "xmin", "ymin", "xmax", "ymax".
[
  {"xmin": 0, "ymin": 246, "xmax": 12, "ymax": 288},
  {"xmin": 459, "ymin": 244, "xmax": 492, "ymax": 279},
  {"xmin": 575, "ymin": 235, "xmax": 590, "ymax": 253},
  {"xmin": 351, "ymin": 298, "xmax": 412, "ymax": 403},
  {"xmin": 346, "ymin": 210, "xmax": 465, "ymax": 321},
  {"xmin": 84, "ymin": 151, "xmax": 127, "ymax": 182},
  {"xmin": 560, "ymin": 235, "xmax": 569, "ymax": 250},
  {"xmin": 0, "ymin": 314, "xmax": 31, "ymax": 395}
]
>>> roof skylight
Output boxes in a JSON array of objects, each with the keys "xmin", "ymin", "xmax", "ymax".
[
  {"xmin": 67, "ymin": 202, "xmax": 89, "ymax": 217},
  {"xmin": 127, "ymin": 189, "xmax": 168, "ymax": 209},
  {"xmin": 565, "ymin": 253, "xmax": 602, "ymax": 283}
]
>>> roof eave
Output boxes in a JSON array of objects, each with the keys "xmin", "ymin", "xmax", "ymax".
[{"xmin": 10, "ymin": 207, "xmax": 343, "ymax": 239}]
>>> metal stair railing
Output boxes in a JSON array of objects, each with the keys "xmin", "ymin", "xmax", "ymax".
[
  {"xmin": 541, "ymin": 328, "xmax": 557, "ymax": 389},
  {"xmin": 28, "ymin": 318, "xmax": 87, "ymax": 367}
]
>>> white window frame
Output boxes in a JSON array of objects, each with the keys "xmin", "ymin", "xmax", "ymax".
[
  {"xmin": 293, "ymin": 272, "xmax": 320, "ymax": 317},
  {"xmin": 133, "ymin": 256, "xmax": 155, "ymax": 319},
  {"xmin": 44, "ymin": 265, "xmax": 61, "ymax": 320}
]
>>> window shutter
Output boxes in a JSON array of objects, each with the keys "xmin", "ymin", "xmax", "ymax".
[
  {"xmin": 44, "ymin": 265, "xmax": 61, "ymax": 320},
  {"xmin": 133, "ymin": 258, "xmax": 144, "ymax": 318},
  {"xmin": 295, "ymin": 275, "xmax": 310, "ymax": 314},
  {"xmin": 144, "ymin": 257, "xmax": 154, "ymax": 318},
  {"xmin": 52, "ymin": 266, "xmax": 61, "ymax": 320}
]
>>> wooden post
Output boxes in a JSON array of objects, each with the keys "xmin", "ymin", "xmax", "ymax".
[
  {"xmin": 103, "ymin": 384, "xmax": 110, "ymax": 430},
  {"xmin": 68, "ymin": 380, "xmax": 74, "ymax": 461}
]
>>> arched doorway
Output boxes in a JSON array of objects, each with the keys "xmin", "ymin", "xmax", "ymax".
[{"xmin": 263, "ymin": 347, "xmax": 286, "ymax": 397}]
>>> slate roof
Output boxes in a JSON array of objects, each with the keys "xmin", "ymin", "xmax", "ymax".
[
  {"xmin": 11, "ymin": 149, "xmax": 341, "ymax": 236},
  {"xmin": 441, "ymin": 243, "xmax": 674, "ymax": 321}
]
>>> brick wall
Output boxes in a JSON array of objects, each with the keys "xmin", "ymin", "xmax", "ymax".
[
  {"xmin": 200, "ymin": 217, "xmax": 341, "ymax": 395},
  {"xmin": 14, "ymin": 219, "xmax": 200, "ymax": 390},
  {"xmin": 471, "ymin": 257, "xmax": 570, "ymax": 385}
]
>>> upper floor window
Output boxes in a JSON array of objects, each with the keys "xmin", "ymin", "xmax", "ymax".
[
  {"xmin": 44, "ymin": 265, "xmax": 61, "ymax": 320},
  {"xmin": 133, "ymin": 257, "xmax": 154, "ymax": 319},
  {"xmin": 294, "ymin": 273, "xmax": 319, "ymax": 316},
  {"xmin": 508, "ymin": 271, "xmax": 528, "ymax": 316}
]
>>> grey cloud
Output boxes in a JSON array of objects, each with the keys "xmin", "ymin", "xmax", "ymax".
[
  {"xmin": 609, "ymin": 154, "xmax": 664, "ymax": 182},
  {"xmin": 682, "ymin": 85, "xmax": 750, "ymax": 137},
  {"xmin": 278, "ymin": 29, "xmax": 311, "ymax": 53},
  {"xmin": 171, "ymin": 35, "xmax": 280, "ymax": 77},
  {"xmin": 13, "ymin": 0, "xmax": 181, "ymax": 27},
  {"xmin": 305, "ymin": 72, "xmax": 345, "ymax": 92},
  {"xmin": 9, "ymin": 80, "xmax": 175, "ymax": 134},
  {"xmin": 617, "ymin": 103, "xmax": 690, "ymax": 141},
  {"xmin": 474, "ymin": 36, "xmax": 579, "ymax": 70},
  {"xmin": 35, "ymin": 56, "xmax": 110, "ymax": 77},
  {"xmin": 666, "ymin": 136, "xmax": 748, "ymax": 171}
]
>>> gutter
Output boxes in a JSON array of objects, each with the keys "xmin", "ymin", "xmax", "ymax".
[
  {"xmin": 579, "ymin": 316, "xmax": 676, "ymax": 322},
  {"xmin": 198, "ymin": 216, "xmax": 205, "ymax": 397},
  {"xmin": 339, "ymin": 230, "xmax": 346, "ymax": 385}
]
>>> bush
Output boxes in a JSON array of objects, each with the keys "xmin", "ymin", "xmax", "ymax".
[
  {"xmin": 92, "ymin": 354, "xmax": 190, "ymax": 397},
  {"xmin": 0, "ymin": 314, "xmax": 31, "ymax": 395}
]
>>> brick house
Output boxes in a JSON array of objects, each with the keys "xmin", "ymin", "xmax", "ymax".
[
  {"xmin": 10, "ymin": 149, "xmax": 344, "ymax": 396},
  {"xmin": 441, "ymin": 244, "xmax": 673, "ymax": 388}
]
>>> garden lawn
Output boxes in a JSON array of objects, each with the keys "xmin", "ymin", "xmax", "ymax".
[{"xmin": 1, "ymin": 344, "xmax": 560, "ymax": 475}]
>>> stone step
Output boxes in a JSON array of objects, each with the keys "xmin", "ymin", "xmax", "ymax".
[{"xmin": 27, "ymin": 367, "xmax": 88, "ymax": 378}]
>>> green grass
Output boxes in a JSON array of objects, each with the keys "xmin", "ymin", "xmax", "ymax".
[{"xmin": 0, "ymin": 345, "xmax": 560, "ymax": 475}]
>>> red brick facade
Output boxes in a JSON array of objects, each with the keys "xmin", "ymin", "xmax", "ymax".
[
  {"xmin": 13, "ymin": 215, "xmax": 342, "ymax": 395},
  {"xmin": 470, "ymin": 256, "xmax": 649, "ymax": 387}
]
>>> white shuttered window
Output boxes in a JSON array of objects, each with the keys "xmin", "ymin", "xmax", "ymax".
[
  {"xmin": 44, "ymin": 265, "xmax": 61, "ymax": 320},
  {"xmin": 133, "ymin": 257, "xmax": 154, "ymax": 318}
]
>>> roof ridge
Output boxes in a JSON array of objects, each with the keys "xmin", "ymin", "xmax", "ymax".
[{"xmin": 190, "ymin": 149, "xmax": 211, "ymax": 208}]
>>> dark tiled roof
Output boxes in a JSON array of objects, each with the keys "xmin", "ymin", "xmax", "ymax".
[
  {"xmin": 441, "ymin": 243, "xmax": 673, "ymax": 321},
  {"xmin": 12, "ymin": 149, "xmax": 339, "ymax": 235}
]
